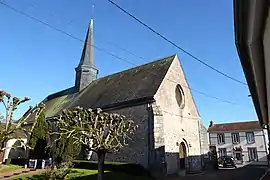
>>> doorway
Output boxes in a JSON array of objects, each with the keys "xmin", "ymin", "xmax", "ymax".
[{"xmin": 179, "ymin": 142, "xmax": 187, "ymax": 169}]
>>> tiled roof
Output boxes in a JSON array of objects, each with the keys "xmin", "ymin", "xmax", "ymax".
[
  {"xmin": 39, "ymin": 54, "xmax": 176, "ymax": 118},
  {"xmin": 207, "ymin": 121, "xmax": 262, "ymax": 132}
]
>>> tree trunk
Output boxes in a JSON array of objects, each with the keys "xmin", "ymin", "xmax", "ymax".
[{"xmin": 97, "ymin": 150, "xmax": 106, "ymax": 180}]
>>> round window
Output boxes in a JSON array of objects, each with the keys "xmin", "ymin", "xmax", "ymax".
[{"xmin": 175, "ymin": 85, "xmax": 185, "ymax": 109}]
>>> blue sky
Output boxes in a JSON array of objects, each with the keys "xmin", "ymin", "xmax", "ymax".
[{"xmin": 0, "ymin": 0, "xmax": 256, "ymax": 125}]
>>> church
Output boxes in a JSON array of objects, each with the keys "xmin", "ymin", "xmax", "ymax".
[{"xmin": 39, "ymin": 19, "xmax": 207, "ymax": 175}]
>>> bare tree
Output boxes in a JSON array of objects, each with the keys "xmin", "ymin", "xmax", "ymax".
[
  {"xmin": 55, "ymin": 107, "xmax": 138, "ymax": 180},
  {"xmin": 0, "ymin": 89, "xmax": 45, "ymax": 152}
]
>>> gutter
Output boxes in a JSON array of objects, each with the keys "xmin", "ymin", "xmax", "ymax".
[
  {"xmin": 234, "ymin": 0, "xmax": 269, "ymax": 126},
  {"xmin": 47, "ymin": 96, "xmax": 155, "ymax": 121}
]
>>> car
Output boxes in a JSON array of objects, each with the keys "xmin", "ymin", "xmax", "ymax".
[{"xmin": 218, "ymin": 156, "xmax": 237, "ymax": 168}]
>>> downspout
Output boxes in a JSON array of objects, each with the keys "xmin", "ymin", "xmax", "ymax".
[
  {"xmin": 262, "ymin": 128, "xmax": 269, "ymax": 165},
  {"xmin": 147, "ymin": 103, "xmax": 154, "ymax": 169},
  {"xmin": 197, "ymin": 120, "xmax": 202, "ymax": 154}
]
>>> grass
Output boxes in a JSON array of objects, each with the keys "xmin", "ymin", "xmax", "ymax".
[
  {"xmin": 0, "ymin": 164, "xmax": 22, "ymax": 174},
  {"xmin": 13, "ymin": 168, "xmax": 153, "ymax": 180}
]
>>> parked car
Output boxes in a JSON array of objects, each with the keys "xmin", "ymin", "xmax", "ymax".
[{"xmin": 218, "ymin": 156, "xmax": 237, "ymax": 168}]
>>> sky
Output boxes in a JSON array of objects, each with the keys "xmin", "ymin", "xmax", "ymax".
[{"xmin": 0, "ymin": 0, "xmax": 257, "ymax": 125}]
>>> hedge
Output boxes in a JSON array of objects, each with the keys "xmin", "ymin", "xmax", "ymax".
[{"xmin": 73, "ymin": 160, "xmax": 151, "ymax": 177}]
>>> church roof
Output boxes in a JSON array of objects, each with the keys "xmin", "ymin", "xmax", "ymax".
[{"xmin": 42, "ymin": 54, "xmax": 176, "ymax": 118}]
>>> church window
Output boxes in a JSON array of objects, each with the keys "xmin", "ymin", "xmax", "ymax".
[{"xmin": 175, "ymin": 85, "xmax": 185, "ymax": 109}]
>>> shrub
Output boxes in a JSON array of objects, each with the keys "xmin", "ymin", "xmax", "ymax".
[
  {"xmin": 73, "ymin": 160, "xmax": 150, "ymax": 176},
  {"xmin": 7, "ymin": 158, "xmax": 27, "ymax": 166},
  {"xmin": 5, "ymin": 158, "xmax": 11, "ymax": 165},
  {"xmin": 43, "ymin": 161, "xmax": 73, "ymax": 180},
  {"xmin": 54, "ymin": 135, "xmax": 81, "ymax": 165}
]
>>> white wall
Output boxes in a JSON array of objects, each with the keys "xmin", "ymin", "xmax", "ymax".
[
  {"xmin": 3, "ymin": 138, "xmax": 28, "ymax": 161},
  {"xmin": 208, "ymin": 130, "xmax": 268, "ymax": 164}
]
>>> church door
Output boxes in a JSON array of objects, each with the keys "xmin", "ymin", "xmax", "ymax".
[{"xmin": 179, "ymin": 142, "xmax": 187, "ymax": 169}]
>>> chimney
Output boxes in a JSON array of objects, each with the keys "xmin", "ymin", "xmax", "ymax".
[{"xmin": 209, "ymin": 121, "xmax": 214, "ymax": 128}]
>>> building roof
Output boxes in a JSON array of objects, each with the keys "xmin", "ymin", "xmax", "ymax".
[
  {"xmin": 42, "ymin": 54, "xmax": 176, "ymax": 118},
  {"xmin": 208, "ymin": 121, "xmax": 262, "ymax": 132},
  {"xmin": 234, "ymin": 0, "xmax": 269, "ymax": 126}
]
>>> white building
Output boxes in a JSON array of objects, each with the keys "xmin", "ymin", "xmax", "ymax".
[
  {"xmin": 2, "ymin": 138, "xmax": 28, "ymax": 162},
  {"xmin": 208, "ymin": 121, "xmax": 269, "ymax": 165}
]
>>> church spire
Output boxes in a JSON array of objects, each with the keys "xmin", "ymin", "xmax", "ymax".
[{"xmin": 75, "ymin": 18, "xmax": 98, "ymax": 91}]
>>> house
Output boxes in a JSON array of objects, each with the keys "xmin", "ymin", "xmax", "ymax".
[
  {"xmin": 208, "ymin": 121, "xmax": 269, "ymax": 165},
  {"xmin": 28, "ymin": 18, "xmax": 206, "ymax": 175},
  {"xmin": 0, "ymin": 124, "xmax": 28, "ymax": 163},
  {"xmin": 234, "ymin": 0, "xmax": 269, "ymax": 128}
]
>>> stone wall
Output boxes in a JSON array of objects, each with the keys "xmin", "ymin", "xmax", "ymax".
[
  {"xmin": 199, "ymin": 122, "xmax": 209, "ymax": 154},
  {"xmin": 90, "ymin": 104, "xmax": 150, "ymax": 168},
  {"xmin": 148, "ymin": 103, "xmax": 167, "ymax": 177},
  {"xmin": 154, "ymin": 55, "xmax": 201, "ymax": 174}
]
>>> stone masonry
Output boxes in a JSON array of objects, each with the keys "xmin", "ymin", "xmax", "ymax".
[{"xmin": 154, "ymin": 55, "xmax": 202, "ymax": 174}]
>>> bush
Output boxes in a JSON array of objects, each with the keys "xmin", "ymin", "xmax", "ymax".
[
  {"xmin": 54, "ymin": 135, "xmax": 81, "ymax": 165},
  {"xmin": 5, "ymin": 158, "xmax": 11, "ymax": 165},
  {"xmin": 73, "ymin": 160, "xmax": 150, "ymax": 176},
  {"xmin": 8, "ymin": 158, "xmax": 27, "ymax": 166},
  {"xmin": 43, "ymin": 161, "xmax": 73, "ymax": 180}
]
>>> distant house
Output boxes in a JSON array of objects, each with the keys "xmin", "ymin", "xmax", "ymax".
[
  {"xmin": 208, "ymin": 121, "xmax": 269, "ymax": 165},
  {"xmin": 0, "ymin": 123, "xmax": 28, "ymax": 163}
]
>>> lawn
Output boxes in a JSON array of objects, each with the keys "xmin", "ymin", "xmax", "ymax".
[
  {"xmin": 13, "ymin": 168, "xmax": 153, "ymax": 180},
  {"xmin": 0, "ymin": 164, "xmax": 22, "ymax": 174}
]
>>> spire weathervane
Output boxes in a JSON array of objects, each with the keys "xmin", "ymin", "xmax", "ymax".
[{"xmin": 91, "ymin": 4, "xmax": 95, "ymax": 19}]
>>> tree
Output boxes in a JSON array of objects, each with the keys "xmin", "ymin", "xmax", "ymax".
[
  {"xmin": 28, "ymin": 111, "xmax": 50, "ymax": 159},
  {"xmin": 54, "ymin": 133, "xmax": 82, "ymax": 165},
  {"xmin": 55, "ymin": 107, "xmax": 138, "ymax": 180},
  {"xmin": 0, "ymin": 89, "xmax": 45, "ymax": 152}
]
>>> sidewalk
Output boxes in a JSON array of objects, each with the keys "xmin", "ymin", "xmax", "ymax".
[{"xmin": 0, "ymin": 168, "xmax": 43, "ymax": 179}]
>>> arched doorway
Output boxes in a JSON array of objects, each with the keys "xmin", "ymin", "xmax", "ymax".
[{"xmin": 179, "ymin": 142, "xmax": 187, "ymax": 169}]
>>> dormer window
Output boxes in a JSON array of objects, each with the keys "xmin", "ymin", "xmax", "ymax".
[{"xmin": 175, "ymin": 84, "xmax": 185, "ymax": 109}]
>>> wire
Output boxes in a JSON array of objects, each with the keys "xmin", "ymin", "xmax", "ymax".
[
  {"xmin": 21, "ymin": 1, "xmax": 147, "ymax": 62},
  {"xmin": 0, "ymin": 0, "xmax": 246, "ymax": 106},
  {"xmin": 162, "ymin": 110, "xmax": 200, "ymax": 120},
  {"xmin": 107, "ymin": 0, "xmax": 247, "ymax": 86}
]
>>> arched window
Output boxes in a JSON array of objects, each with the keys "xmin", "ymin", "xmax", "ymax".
[{"xmin": 175, "ymin": 84, "xmax": 185, "ymax": 109}]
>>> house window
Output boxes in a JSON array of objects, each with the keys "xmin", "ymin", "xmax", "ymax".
[
  {"xmin": 218, "ymin": 148, "xmax": 227, "ymax": 157},
  {"xmin": 232, "ymin": 133, "xmax": 240, "ymax": 144},
  {"xmin": 217, "ymin": 133, "xmax": 225, "ymax": 144},
  {"xmin": 246, "ymin": 132, "xmax": 255, "ymax": 144},
  {"xmin": 248, "ymin": 147, "xmax": 258, "ymax": 161}
]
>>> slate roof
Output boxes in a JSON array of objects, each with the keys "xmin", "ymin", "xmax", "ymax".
[
  {"xmin": 42, "ymin": 54, "xmax": 176, "ymax": 118},
  {"xmin": 208, "ymin": 121, "xmax": 261, "ymax": 132}
]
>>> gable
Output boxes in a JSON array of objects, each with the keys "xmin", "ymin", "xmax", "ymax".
[{"xmin": 154, "ymin": 55, "xmax": 200, "ymax": 117}]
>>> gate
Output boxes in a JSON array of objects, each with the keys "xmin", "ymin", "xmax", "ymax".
[{"xmin": 185, "ymin": 155, "xmax": 204, "ymax": 173}]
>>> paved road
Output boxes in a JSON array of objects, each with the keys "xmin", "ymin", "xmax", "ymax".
[
  {"xmin": 230, "ymin": 165, "xmax": 266, "ymax": 180},
  {"xmin": 168, "ymin": 165, "xmax": 267, "ymax": 180}
]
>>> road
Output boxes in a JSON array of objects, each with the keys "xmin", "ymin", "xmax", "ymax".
[{"xmin": 168, "ymin": 165, "xmax": 267, "ymax": 180}]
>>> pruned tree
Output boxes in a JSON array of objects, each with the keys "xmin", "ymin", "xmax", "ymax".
[
  {"xmin": 0, "ymin": 89, "xmax": 45, "ymax": 152},
  {"xmin": 54, "ymin": 107, "xmax": 138, "ymax": 180}
]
